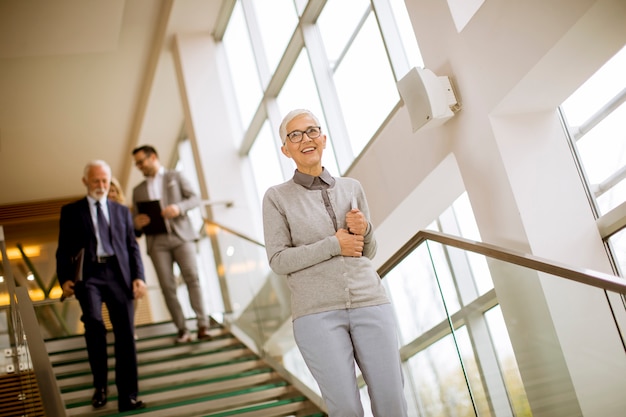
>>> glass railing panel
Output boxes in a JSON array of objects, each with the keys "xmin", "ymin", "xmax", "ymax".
[
  {"xmin": 484, "ymin": 305, "xmax": 531, "ymax": 415},
  {"xmin": 385, "ymin": 239, "xmax": 488, "ymax": 417},
  {"xmin": 383, "ymin": 242, "xmax": 460, "ymax": 344},
  {"xmin": 10, "ymin": 290, "xmax": 39, "ymax": 412},
  {"xmin": 281, "ymin": 340, "xmax": 319, "ymax": 393},
  {"xmin": 0, "ymin": 307, "xmax": 12, "ymax": 372},
  {"xmin": 204, "ymin": 222, "xmax": 323, "ymax": 396},
  {"xmin": 382, "ymin": 237, "xmax": 526, "ymax": 416},
  {"xmin": 1, "ymin": 226, "xmax": 63, "ymax": 415},
  {"xmin": 405, "ymin": 330, "xmax": 478, "ymax": 417},
  {"xmin": 387, "ymin": 233, "xmax": 626, "ymax": 417},
  {"xmin": 32, "ymin": 298, "xmax": 84, "ymax": 339},
  {"xmin": 466, "ymin": 250, "xmax": 494, "ymax": 296},
  {"xmin": 208, "ymin": 223, "xmax": 292, "ymax": 352},
  {"xmin": 482, "ymin": 256, "xmax": 622, "ymax": 416},
  {"xmin": 6, "ymin": 288, "xmax": 165, "ymax": 341},
  {"xmin": 455, "ymin": 325, "xmax": 492, "ymax": 417}
]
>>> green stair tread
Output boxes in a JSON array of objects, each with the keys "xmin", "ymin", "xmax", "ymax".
[
  {"xmin": 51, "ymin": 335, "xmax": 238, "ymax": 367},
  {"xmin": 67, "ymin": 381, "xmax": 292, "ymax": 411},
  {"xmin": 61, "ymin": 355, "xmax": 263, "ymax": 393},
  {"xmin": 56, "ymin": 344, "xmax": 250, "ymax": 381},
  {"xmin": 44, "ymin": 319, "xmax": 220, "ymax": 342},
  {"xmin": 200, "ymin": 396, "xmax": 309, "ymax": 417},
  {"xmin": 47, "ymin": 322, "xmax": 325, "ymax": 417},
  {"xmin": 139, "ymin": 368, "xmax": 275, "ymax": 395}
]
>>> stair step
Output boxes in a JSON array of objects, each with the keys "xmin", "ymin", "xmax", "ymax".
[
  {"xmin": 65, "ymin": 383, "xmax": 299, "ymax": 417},
  {"xmin": 44, "ymin": 321, "xmax": 326, "ymax": 417},
  {"xmin": 53, "ymin": 335, "xmax": 240, "ymax": 375},
  {"xmin": 70, "ymin": 371, "xmax": 284, "ymax": 410},
  {"xmin": 46, "ymin": 320, "xmax": 209, "ymax": 355},
  {"xmin": 58, "ymin": 347, "xmax": 257, "ymax": 391},
  {"xmin": 48, "ymin": 327, "xmax": 229, "ymax": 365},
  {"xmin": 203, "ymin": 398, "xmax": 324, "ymax": 417},
  {"xmin": 62, "ymin": 361, "xmax": 272, "ymax": 405}
]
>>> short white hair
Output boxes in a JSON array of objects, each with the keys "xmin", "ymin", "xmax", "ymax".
[
  {"xmin": 83, "ymin": 160, "xmax": 111, "ymax": 180},
  {"xmin": 278, "ymin": 109, "xmax": 321, "ymax": 144}
]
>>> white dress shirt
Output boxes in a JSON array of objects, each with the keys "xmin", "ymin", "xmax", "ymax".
[{"xmin": 87, "ymin": 195, "xmax": 111, "ymax": 257}]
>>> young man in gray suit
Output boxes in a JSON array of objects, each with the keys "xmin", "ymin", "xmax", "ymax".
[{"xmin": 131, "ymin": 145, "xmax": 211, "ymax": 343}]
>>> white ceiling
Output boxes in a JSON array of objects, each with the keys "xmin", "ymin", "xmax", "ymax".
[{"xmin": 0, "ymin": 0, "xmax": 224, "ymax": 207}]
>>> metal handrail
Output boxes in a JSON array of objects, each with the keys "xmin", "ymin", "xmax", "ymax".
[
  {"xmin": 378, "ymin": 229, "xmax": 626, "ymax": 294},
  {"xmin": 202, "ymin": 219, "xmax": 265, "ymax": 247},
  {"xmin": 202, "ymin": 220, "xmax": 626, "ymax": 294},
  {"xmin": 1, "ymin": 226, "xmax": 67, "ymax": 416}
]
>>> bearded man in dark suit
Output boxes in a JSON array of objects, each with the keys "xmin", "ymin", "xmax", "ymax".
[{"xmin": 56, "ymin": 160, "xmax": 147, "ymax": 412}]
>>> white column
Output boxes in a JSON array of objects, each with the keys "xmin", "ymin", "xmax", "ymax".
[{"xmin": 172, "ymin": 33, "xmax": 263, "ymax": 240}]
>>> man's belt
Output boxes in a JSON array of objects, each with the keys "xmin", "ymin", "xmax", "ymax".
[{"xmin": 96, "ymin": 255, "xmax": 115, "ymax": 264}]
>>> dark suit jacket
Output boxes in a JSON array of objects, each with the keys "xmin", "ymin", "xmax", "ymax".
[
  {"xmin": 56, "ymin": 197, "xmax": 145, "ymax": 292},
  {"xmin": 132, "ymin": 169, "xmax": 200, "ymax": 249}
]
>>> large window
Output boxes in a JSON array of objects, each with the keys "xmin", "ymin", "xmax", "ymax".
[
  {"xmin": 275, "ymin": 50, "xmax": 340, "ymax": 178},
  {"xmin": 249, "ymin": 121, "xmax": 284, "ymax": 209},
  {"xmin": 320, "ymin": 4, "xmax": 400, "ymax": 156},
  {"xmin": 220, "ymin": 0, "xmax": 423, "ymax": 198},
  {"xmin": 560, "ymin": 45, "xmax": 626, "ymax": 275},
  {"xmin": 249, "ymin": 0, "xmax": 298, "ymax": 78},
  {"xmin": 222, "ymin": 1, "xmax": 263, "ymax": 135}
]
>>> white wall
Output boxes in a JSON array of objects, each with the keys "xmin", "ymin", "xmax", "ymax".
[{"xmin": 351, "ymin": 0, "xmax": 626, "ymax": 415}]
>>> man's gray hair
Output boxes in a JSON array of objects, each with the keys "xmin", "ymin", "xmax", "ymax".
[
  {"xmin": 83, "ymin": 160, "xmax": 112, "ymax": 180},
  {"xmin": 278, "ymin": 109, "xmax": 321, "ymax": 144}
]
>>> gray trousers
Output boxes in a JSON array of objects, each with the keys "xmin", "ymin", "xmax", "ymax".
[
  {"xmin": 149, "ymin": 233, "xmax": 207, "ymax": 330},
  {"xmin": 293, "ymin": 304, "xmax": 408, "ymax": 417}
]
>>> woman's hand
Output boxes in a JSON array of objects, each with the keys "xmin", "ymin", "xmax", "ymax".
[
  {"xmin": 336, "ymin": 228, "xmax": 364, "ymax": 257},
  {"xmin": 346, "ymin": 209, "xmax": 367, "ymax": 236}
]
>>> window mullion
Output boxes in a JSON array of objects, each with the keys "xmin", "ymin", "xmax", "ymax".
[
  {"xmin": 371, "ymin": 0, "xmax": 410, "ymax": 81},
  {"xmin": 331, "ymin": 4, "xmax": 371, "ymax": 72},
  {"xmin": 301, "ymin": 22, "xmax": 354, "ymax": 173},
  {"xmin": 240, "ymin": 0, "xmax": 271, "ymax": 89},
  {"xmin": 572, "ymin": 87, "xmax": 626, "ymax": 141}
]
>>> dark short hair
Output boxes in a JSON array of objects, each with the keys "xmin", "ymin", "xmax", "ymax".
[{"xmin": 132, "ymin": 145, "xmax": 158, "ymax": 158}]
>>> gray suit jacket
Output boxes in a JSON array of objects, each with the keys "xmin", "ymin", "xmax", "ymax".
[{"xmin": 132, "ymin": 169, "xmax": 200, "ymax": 249}]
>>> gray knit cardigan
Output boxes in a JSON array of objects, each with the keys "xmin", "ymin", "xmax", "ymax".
[{"xmin": 262, "ymin": 174, "xmax": 390, "ymax": 320}]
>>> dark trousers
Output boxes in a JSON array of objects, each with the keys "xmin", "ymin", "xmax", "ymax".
[{"xmin": 75, "ymin": 258, "xmax": 138, "ymax": 403}]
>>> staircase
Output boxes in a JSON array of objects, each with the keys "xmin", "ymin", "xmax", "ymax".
[{"xmin": 46, "ymin": 320, "xmax": 326, "ymax": 417}]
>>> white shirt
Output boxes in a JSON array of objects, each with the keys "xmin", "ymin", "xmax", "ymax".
[
  {"xmin": 87, "ymin": 195, "xmax": 111, "ymax": 256},
  {"xmin": 146, "ymin": 166, "xmax": 165, "ymax": 201}
]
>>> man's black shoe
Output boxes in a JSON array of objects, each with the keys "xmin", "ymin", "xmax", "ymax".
[
  {"xmin": 118, "ymin": 399, "xmax": 146, "ymax": 412},
  {"xmin": 91, "ymin": 388, "xmax": 107, "ymax": 408}
]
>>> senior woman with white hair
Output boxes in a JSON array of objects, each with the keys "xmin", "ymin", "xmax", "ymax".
[{"xmin": 262, "ymin": 109, "xmax": 408, "ymax": 417}]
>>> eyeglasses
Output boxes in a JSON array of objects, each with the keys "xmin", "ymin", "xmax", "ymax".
[
  {"xmin": 285, "ymin": 126, "xmax": 322, "ymax": 144},
  {"xmin": 134, "ymin": 156, "xmax": 149, "ymax": 167}
]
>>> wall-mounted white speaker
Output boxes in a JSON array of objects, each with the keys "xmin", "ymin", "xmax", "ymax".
[{"xmin": 397, "ymin": 67, "xmax": 457, "ymax": 133}]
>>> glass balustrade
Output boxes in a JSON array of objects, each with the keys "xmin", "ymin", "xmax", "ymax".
[
  {"xmin": 1, "ymin": 222, "xmax": 625, "ymax": 416},
  {"xmin": 210, "ymin": 224, "xmax": 626, "ymax": 417},
  {"xmin": 1, "ymin": 226, "xmax": 62, "ymax": 416}
]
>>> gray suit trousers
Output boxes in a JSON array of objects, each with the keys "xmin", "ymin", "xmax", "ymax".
[{"xmin": 149, "ymin": 233, "xmax": 207, "ymax": 330}]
